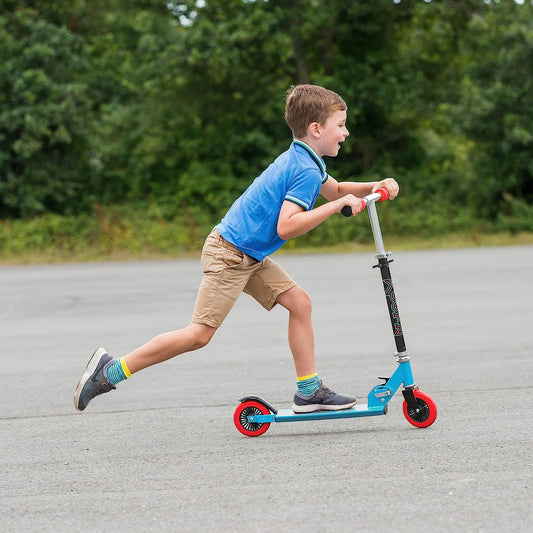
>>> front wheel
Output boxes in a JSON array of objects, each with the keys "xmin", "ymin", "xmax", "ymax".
[
  {"xmin": 403, "ymin": 389, "xmax": 437, "ymax": 428},
  {"xmin": 234, "ymin": 400, "xmax": 271, "ymax": 437}
]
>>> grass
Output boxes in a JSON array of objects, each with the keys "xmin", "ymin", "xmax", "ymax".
[
  {"xmin": 1, "ymin": 202, "xmax": 532, "ymax": 265},
  {"xmin": 278, "ymin": 231, "xmax": 533, "ymax": 255},
  {"xmin": 1, "ymin": 229, "xmax": 532, "ymax": 266}
]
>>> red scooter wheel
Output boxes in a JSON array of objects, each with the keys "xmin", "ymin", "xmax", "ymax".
[
  {"xmin": 234, "ymin": 400, "xmax": 271, "ymax": 437},
  {"xmin": 403, "ymin": 389, "xmax": 437, "ymax": 428}
]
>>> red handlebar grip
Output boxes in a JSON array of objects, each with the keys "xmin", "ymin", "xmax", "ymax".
[{"xmin": 376, "ymin": 187, "xmax": 390, "ymax": 201}]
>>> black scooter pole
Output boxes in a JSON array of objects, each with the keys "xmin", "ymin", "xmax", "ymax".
[
  {"xmin": 376, "ymin": 255, "xmax": 407, "ymax": 355},
  {"xmin": 342, "ymin": 187, "xmax": 407, "ymax": 356}
]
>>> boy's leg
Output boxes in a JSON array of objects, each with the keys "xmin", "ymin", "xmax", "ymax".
[
  {"xmin": 75, "ymin": 229, "xmax": 258, "ymax": 412},
  {"xmin": 124, "ymin": 323, "xmax": 216, "ymax": 373},
  {"xmin": 275, "ymin": 286, "xmax": 356, "ymax": 412},
  {"xmin": 275, "ymin": 286, "xmax": 316, "ymax": 377},
  {"xmin": 245, "ymin": 260, "xmax": 356, "ymax": 412},
  {"xmin": 74, "ymin": 323, "xmax": 216, "ymax": 411},
  {"xmin": 120, "ymin": 230, "xmax": 252, "ymax": 373}
]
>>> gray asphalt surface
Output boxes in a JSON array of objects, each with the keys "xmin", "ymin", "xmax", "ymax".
[{"xmin": 1, "ymin": 246, "xmax": 532, "ymax": 532}]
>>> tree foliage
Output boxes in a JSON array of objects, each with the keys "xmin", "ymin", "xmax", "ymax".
[
  {"xmin": 0, "ymin": 7, "xmax": 92, "ymax": 216},
  {"xmin": 0, "ymin": 0, "xmax": 531, "ymax": 235}
]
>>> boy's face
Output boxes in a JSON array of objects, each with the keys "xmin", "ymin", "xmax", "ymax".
[{"xmin": 316, "ymin": 109, "xmax": 349, "ymax": 157}]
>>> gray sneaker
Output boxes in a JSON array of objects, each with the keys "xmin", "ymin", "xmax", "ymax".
[
  {"xmin": 292, "ymin": 381, "xmax": 357, "ymax": 413},
  {"xmin": 74, "ymin": 348, "xmax": 116, "ymax": 411}
]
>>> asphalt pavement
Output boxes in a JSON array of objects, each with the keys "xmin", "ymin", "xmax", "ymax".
[{"xmin": 1, "ymin": 245, "xmax": 532, "ymax": 532}]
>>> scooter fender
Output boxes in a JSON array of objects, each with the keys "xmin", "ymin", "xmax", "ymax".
[{"xmin": 238, "ymin": 395, "xmax": 278, "ymax": 414}]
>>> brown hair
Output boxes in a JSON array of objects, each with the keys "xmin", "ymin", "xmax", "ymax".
[{"xmin": 285, "ymin": 84, "xmax": 347, "ymax": 139}]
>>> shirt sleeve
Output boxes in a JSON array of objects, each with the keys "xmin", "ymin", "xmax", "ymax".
[{"xmin": 284, "ymin": 168, "xmax": 323, "ymax": 210}]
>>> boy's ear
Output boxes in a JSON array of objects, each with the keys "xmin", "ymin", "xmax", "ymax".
[{"xmin": 308, "ymin": 121, "xmax": 321, "ymax": 138}]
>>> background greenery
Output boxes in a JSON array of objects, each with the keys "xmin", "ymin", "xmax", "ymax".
[{"xmin": 0, "ymin": 0, "xmax": 532, "ymax": 262}]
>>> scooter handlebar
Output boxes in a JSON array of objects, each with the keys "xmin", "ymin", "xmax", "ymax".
[
  {"xmin": 341, "ymin": 205, "xmax": 354, "ymax": 217},
  {"xmin": 341, "ymin": 187, "xmax": 390, "ymax": 217},
  {"xmin": 375, "ymin": 187, "xmax": 390, "ymax": 201}
]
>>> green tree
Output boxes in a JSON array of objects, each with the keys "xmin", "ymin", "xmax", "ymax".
[
  {"xmin": 0, "ymin": 8, "xmax": 92, "ymax": 217},
  {"xmin": 456, "ymin": 0, "xmax": 533, "ymax": 216},
  {"xmin": 1, "ymin": 0, "xmax": 531, "ymax": 238}
]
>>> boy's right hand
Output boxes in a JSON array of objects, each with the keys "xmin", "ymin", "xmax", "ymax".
[{"xmin": 337, "ymin": 194, "xmax": 364, "ymax": 216}]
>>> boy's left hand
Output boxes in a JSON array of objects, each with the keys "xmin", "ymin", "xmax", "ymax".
[{"xmin": 373, "ymin": 178, "xmax": 399, "ymax": 200}]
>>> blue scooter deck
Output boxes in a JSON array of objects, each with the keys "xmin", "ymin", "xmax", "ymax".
[
  {"xmin": 275, "ymin": 404, "xmax": 386, "ymax": 422},
  {"xmin": 257, "ymin": 404, "xmax": 387, "ymax": 424}
]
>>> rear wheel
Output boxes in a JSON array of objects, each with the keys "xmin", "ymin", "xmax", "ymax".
[
  {"xmin": 403, "ymin": 389, "xmax": 437, "ymax": 428},
  {"xmin": 234, "ymin": 400, "xmax": 271, "ymax": 437}
]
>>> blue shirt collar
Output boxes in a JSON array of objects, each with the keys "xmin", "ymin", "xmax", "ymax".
[{"xmin": 292, "ymin": 140, "xmax": 327, "ymax": 182}]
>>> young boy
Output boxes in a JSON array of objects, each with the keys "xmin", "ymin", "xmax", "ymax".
[{"xmin": 75, "ymin": 84, "xmax": 399, "ymax": 414}]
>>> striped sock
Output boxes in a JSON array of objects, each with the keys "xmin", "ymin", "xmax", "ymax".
[
  {"xmin": 106, "ymin": 357, "xmax": 131, "ymax": 385},
  {"xmin": 297, "ymin": 373, "xmax": 320, "ymax": 396}
]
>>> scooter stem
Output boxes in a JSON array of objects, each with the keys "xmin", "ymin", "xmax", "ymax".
[
  {"xmin": 366, "ymin": 200, "xmax": 387, "ymax": 258},
  {"xmin": 363, "ymin": 190, "xmax": 408, "ymax": 357}
]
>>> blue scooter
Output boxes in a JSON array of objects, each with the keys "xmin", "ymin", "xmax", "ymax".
[{"xmin": 234, "ymin": 188, "xmax": 437, "ymax": 437}]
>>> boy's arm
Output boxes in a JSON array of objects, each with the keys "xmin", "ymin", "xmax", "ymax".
[
  {"xmin": 277, "ymin": 196, "xmax": 364, "ymax": 241},
  {"xmin": 277, "ymin": 176, "xmax": 400, "ymax": 241},
  {"xmin": 320, "ymin": 175, "xmax": 399, "ymax": 201}
]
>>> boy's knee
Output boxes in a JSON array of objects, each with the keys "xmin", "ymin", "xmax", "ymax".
[
  {"xmin": 297, "ymin": 289, "xmax": 312, "ymax": 314},
  {"xmin": 189, "ymin": 323, "xmax": 216, "ymax": 349},
  {"xmin": 279, "ymin": 286, "xmax": 312, "ymax": 315}
]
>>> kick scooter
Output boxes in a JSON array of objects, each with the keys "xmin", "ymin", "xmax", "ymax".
[{"xmin": 233, "ymin": 188, "xmax": 437, "ymax": 437}]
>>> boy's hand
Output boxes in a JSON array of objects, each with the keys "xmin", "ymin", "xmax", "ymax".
[
  {"xmin": 337, "ymin": 194, "xmax": 364, "ymax": 216},
  {"xmin": 373, "ymin": 178, "xmax": 399, "ymax": 199}
]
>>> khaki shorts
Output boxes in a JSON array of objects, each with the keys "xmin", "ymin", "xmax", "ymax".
[{"xmin": 192, "ymin": 229, "xmax": 296, "ymax": 328}]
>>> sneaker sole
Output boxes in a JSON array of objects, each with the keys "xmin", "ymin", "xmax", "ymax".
[
  {"xmin": 291, "ymin": 399, "xmax": 357, "ymax": 414},
  {"xmin": 74, "ymin": 347, "xmax": 107, "ymax": 411}
]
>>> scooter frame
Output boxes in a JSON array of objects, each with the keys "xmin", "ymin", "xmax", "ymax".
[{"xmin": 234, "ymin": 188, "xmax": 437, "ymax": 437}]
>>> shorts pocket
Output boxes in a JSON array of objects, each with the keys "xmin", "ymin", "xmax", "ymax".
[
  {"xmin": 222, "ymin": 248, "xmax": 244, "ymax": 268},
  {"xmin": 201, "ymin": 247, "xmax": 244, "ymax": 274}
]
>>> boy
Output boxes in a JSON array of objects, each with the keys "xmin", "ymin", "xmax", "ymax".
[{"xmin": 75, "ymin": 84, "xmax": 399, "ymax": 414}]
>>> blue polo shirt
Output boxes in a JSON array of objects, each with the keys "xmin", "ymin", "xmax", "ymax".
[{"xmin": 216, "ymin": 140, "xmax": 328, "ymax": 261}]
